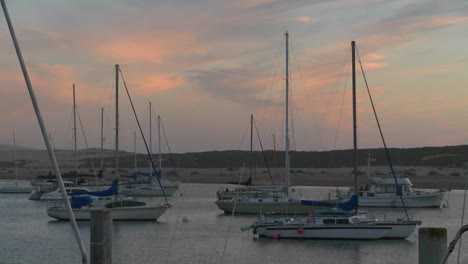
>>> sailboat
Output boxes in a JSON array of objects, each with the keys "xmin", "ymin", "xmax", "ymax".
[
  {"xmin": 47, "ymin": 179, "xmax": 170, "ymax": 221},
  {"xmin": 215, "ymin": 32, "xmax": 338, "ymax": 215},
  {"xmin": 47, "ymin": 64, "xmax": 171, "ymax": 220},
  {"xmin": 0, "ymin": 132, "xmax": 32, "ymax": 193},
  {"xmin": 120, "ymin": 104, "xmax": 178, "ymax": 197},
  {"xmin": 242, "ymin": 41, "xmax": 420, "ymax": 239},
  {"xmin": 31, "ymin": 84, "xmax": 106, "ymax": 200}
]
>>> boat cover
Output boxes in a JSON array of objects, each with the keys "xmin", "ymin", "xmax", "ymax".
[
  {"xmin": 72, "ymin": 179, "xmax": 119, "ymax": 197},
  {"xmin": 301, "ymin": 194, "xmax": 358, "ymax": 211},
  {"xmin": 71, "ymin": 195, "xmax": 94, "ymax": 208}
]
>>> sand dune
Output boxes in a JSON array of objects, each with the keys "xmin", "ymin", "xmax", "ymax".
[{"xmin": 0, "ymin": 149, "xmax": 465, "ymax": 190}]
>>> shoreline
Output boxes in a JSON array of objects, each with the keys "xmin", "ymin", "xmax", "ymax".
[{"xmin": 0, "ymin": 166, "xmax": 465, "ymax": 190}]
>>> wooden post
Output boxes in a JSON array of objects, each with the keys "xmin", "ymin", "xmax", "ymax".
[
  {"xmin": 90, "ymin": 209, "xmax": 112, "ymax": 264},
  {"xmin": 419, "ymin": 227, "xmax": 447, "ymax": 264}
]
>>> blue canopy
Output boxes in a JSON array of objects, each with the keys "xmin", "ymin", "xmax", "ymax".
[
  {"xmin": 71, "ymin": 179, "xmax": 119, "ymax": 197},
  {"xmin": 301, "ymin": 194, "xmax": 359, "ymax": 211},
  {"xmin": 71, "ymin": 195, "xmax": 94, "ymax": 208}
]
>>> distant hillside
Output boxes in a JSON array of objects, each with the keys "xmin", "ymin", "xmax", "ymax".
[
  {"xmin": 84, "ymin": 145, "xmax": 468, "ymax": 169},
  {"xmin": 0, "ymin": 144, "xmax": 37, "ymax": 151}
]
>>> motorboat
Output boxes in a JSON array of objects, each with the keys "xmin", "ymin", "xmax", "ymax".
[{"xmin": 337, "ymin": 176, "xmax": 449, "ymax": 208}]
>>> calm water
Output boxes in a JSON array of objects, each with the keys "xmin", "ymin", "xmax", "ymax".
[{"xmin": 0, "ymin": 183, "xmax": 467, "ymax": 264}]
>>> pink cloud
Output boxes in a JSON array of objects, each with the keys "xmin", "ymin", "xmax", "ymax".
[
  {"xmin": 93, "ymin": 33, "xmax": 201, "ymax": 65},
  {"xmin": 130, "ymin": 74, "xmax": 185, "ymax": 96},
  {"xmin": 430, "ymin": 16, "xmax": 468, "ymax": 27}
]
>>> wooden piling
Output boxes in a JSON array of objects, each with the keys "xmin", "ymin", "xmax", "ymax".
[
  {"xmin": 90, "ymin": 209, "xmax": 112, "ymax": 264},
  {"xmin": 419, "ymin": 227, "xmax": 447, "ymax": 264}
]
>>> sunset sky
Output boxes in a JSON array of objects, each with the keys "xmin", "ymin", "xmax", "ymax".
[{"xmin": 1, "ymin": 0, "xmax": 467, "ymax": 154}]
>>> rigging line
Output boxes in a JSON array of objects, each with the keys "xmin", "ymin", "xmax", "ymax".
[
  {"xmin": 355, "ymin": 45, "xmax": 409, "ymax": 220},
  {"xmin": 159, "ymin": 116, "xmax": 176, "ymax": 169},
  {"xmin": 75, "ymin": 106, "xmax": 98, "ymax": 179},
  {"xmin": 235, "ymin": 119, "xmax": 249, "ymax": 151},
  {"xmin": 253, "ymin": 118, "xmax": 275, "ymax": 185},
  {"xmin": 456, "ymin": 168, "xmax": 468, "ymax": 264},
  {"xmin": 220, "ymin": 163, "xmax": 246, "ymax": 264},
  {"xmin": 164, "ymin": 173, "xmax": 191, "ymax": 264},
  {"xmin": 257, "ymin": 34, "xmax": 284, "ymax": 131},
  {"xmin": 332, "ymin": 50, "xmax": 351, "ymax": 150},
  {"xmin": 119, "ymin": 68, "xmax": 169, "ymax": 204},
  {"xmin": 104, "ymin": 68, "xmax": 115, "ymax": 154},
  {"xmin": 63, "ymin": 102, "xmax": 74, "ymax": 151},
  {"xmin": 316, "ymin": 54, "xmax": 350, "ymax": 152},
  {"xmin": 289, "ymin": 74, "xmax": 297, "ymax": 151}
]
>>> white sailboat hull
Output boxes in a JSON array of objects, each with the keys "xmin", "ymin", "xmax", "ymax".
[
  {"xmin": 47, "ymin": 204, "xmax": 169, "ymax": 221},
  {"xmin": 372, "ymin": 221, "xmax": 419, "ymax": 239},
  {"xmin": 255, "ymin": 225, "xmax": 390, "ymax": 239}
]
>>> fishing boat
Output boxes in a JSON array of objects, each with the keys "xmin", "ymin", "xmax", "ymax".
[
  {"xmin": 336, "ymin": 151, "xmax": 449, "ymax": 207},
  {"xmin": 47, "ymin": 179, "xmax": 170, "ymax": 221},
  {"xmin": 337, "ymin": 176, "xmax": 449, "ymax": 208},
  {"xmin": 242, "ymin": 40, "xmax": 420, "ymax": 240},
  {"xmin": 215, "ymin": 32, "xmax": 335, "ymax": 215}
]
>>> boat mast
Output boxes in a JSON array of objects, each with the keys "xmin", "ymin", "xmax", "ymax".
[
  {"xmin": 149, "ymin": 102, "xmax": 152, "ymax": 180},
  {"xmin": 284, "ymin": 31, "xmax": 290, "ymax": 192},
  {"xmin": 250, "ymin": 114, "xmax": 253, "ymax": 179},
  {"xmin": 158, "ymin": 115, "xmax": 162, "ymax": 178},
  {"xmin": 1, "ymin": 1, "xmax": 88, "ymax": 261},
  {"xmin": 13, "ymin": 131, "xmax": 17, "ymax": 188},
  {"xmin": 73, "ymin": 83, "xmax": 77, "ymax": 174},
  {"xmin": 134, "ymin": 131, "xmax": 137, "ymax": 174},
  {"xmin": 99, "ymin": 107, "xmax": 104, "ymax": 173},
  {"xmin": 352, "ymin": 41, "xmax": 358, "ymax": 213},
  {"xmin": 115, "ymin": 64, "xmax": 119, "ymax": 175}
]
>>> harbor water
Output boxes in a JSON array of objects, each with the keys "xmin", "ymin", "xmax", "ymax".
[{"xmin": 0, "ymin": 183, "xmax": 467, "ymax": 264}]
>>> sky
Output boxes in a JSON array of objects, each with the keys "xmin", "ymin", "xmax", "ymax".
[{"xmin": 1, "ymin": 0, "xmax": 468, "ymax": 154}]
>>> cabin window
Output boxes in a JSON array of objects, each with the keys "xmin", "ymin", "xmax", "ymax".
[
  {"xmin": 238, "ymin": 199, "xmax": 241, "ymax": 202},
  {"xmin": 376, "ymin": 187, "xmax": 385, "ymax": 193},
  {"xmin": 396, "ymin": 186, "xmax": 402, "ymax": 196},
  {"xmin": 274, "ymin": 199, "xmax": 278, "ymax": 202},
  {"xmin": 258, "ymin": 199, "xmax": 263, "ymax": 202},
  {"xmin": 336, "ymin": 219, "xmax": 349, "ymax": 224},
  {"xmin": 386, "ymin": 186, "xmax": 395, "ymax": 193},
  {"xmin": 323, "ymin": 219, "xmax": 335, "ymax": 224},
  {"xmin": 288, "ymin": 199, "xmax": 293, "ymax": 202}
]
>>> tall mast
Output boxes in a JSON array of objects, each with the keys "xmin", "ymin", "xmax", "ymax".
[
  {"xmin": 1, "ymin": 0, "xmax": 88, "ymax": 261},
  {"xmin": 284, "ymin": 31, "xmax": 290, "ymax": 192},
  {"xmin": 13, "ymin": 131, "xmax": 17, "ymax": 188},
  {"xmin": 158, "ymin": 115, "xmax": 162, "ymax": 177},
  {"xmin": 115, "ymin": 64, "xmax": 119, "ymax": 174},
  {"xmin": 134, "ymin": 131, "xmax": 137, "ymax": 174},
  {"xmin": 73, "ymin": 83, "xmax": 77, "ymax": 173},
  {"xmin": 149, "ymin": 102, "xmax": 152, "ymax": 179},
  {"xmin": 99, "ymin": 107, "xmax": 104, "ymax": 173},
  {"xmin": 250, "ymin": 114, "xmax": 253, "ymax": 179},
  {"xmin": 352, "ymin": 41, "xmax": 358, "ymax": 213}
]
